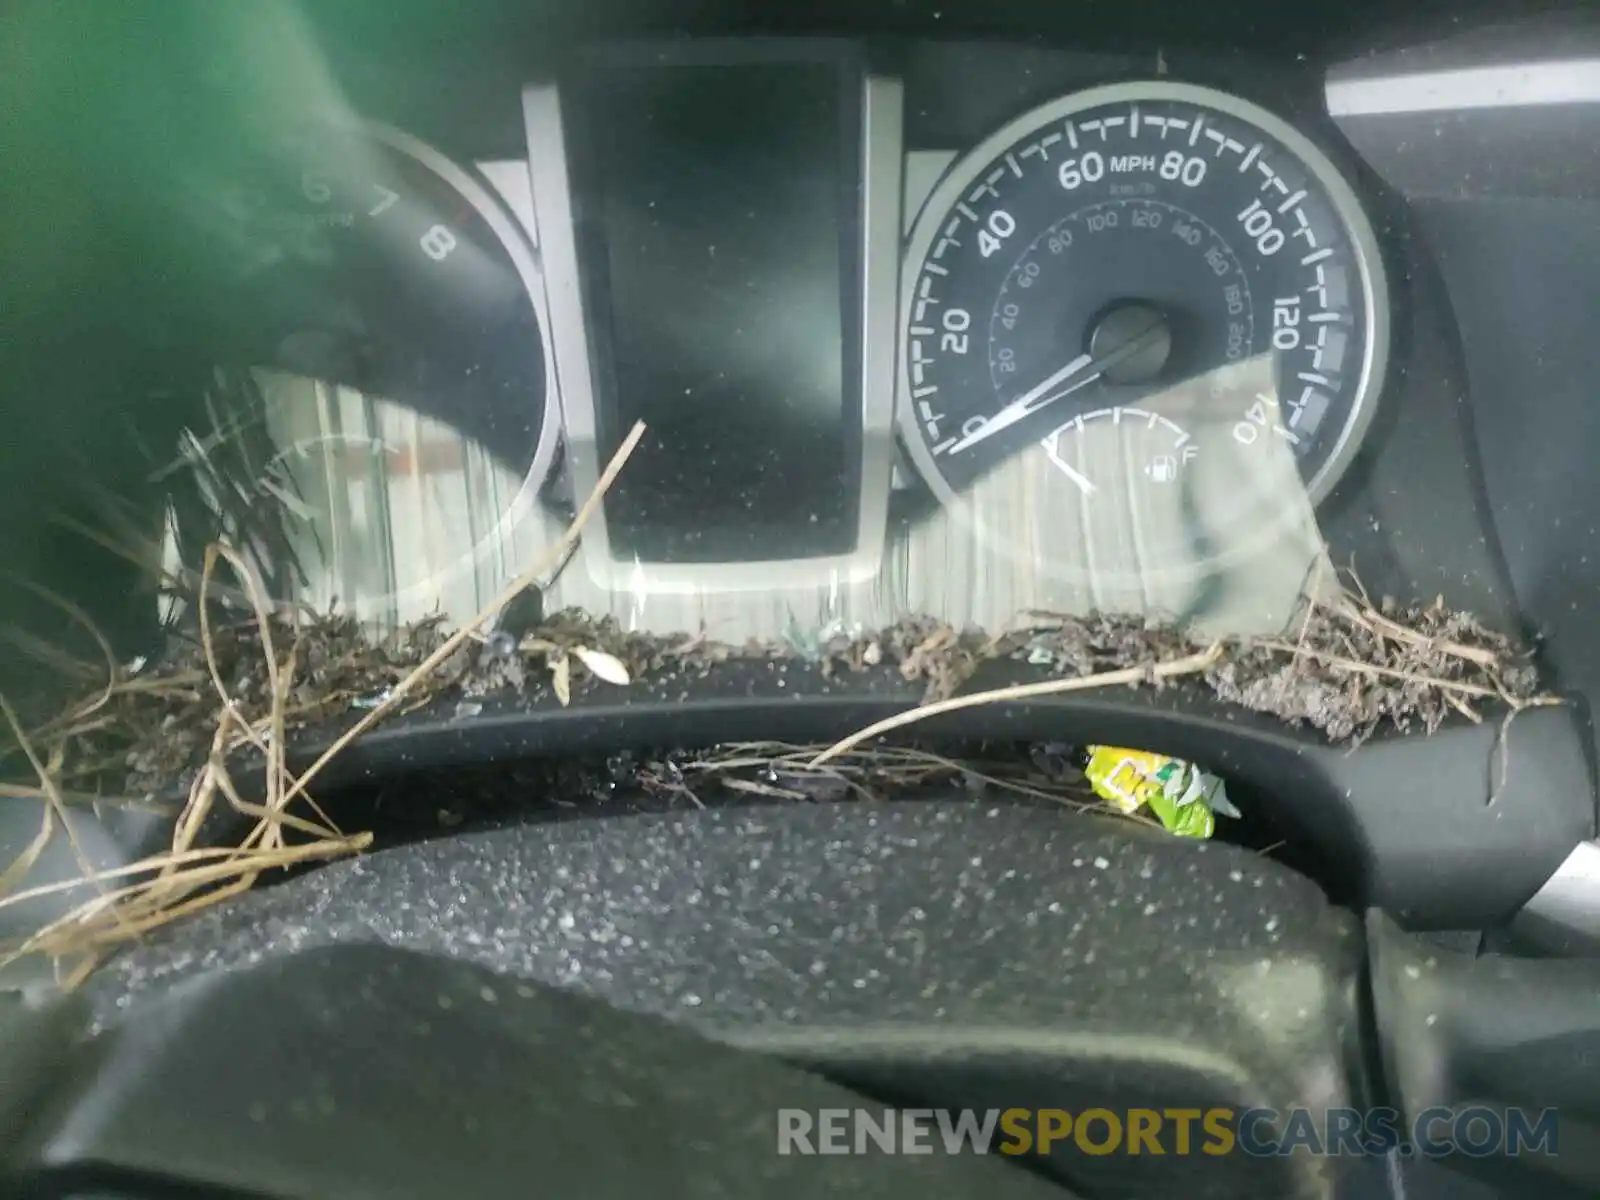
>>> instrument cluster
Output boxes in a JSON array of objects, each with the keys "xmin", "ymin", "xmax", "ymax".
[{"xmin": 101, "ymin": 16, "xmax": 1585, "ymax": 646}]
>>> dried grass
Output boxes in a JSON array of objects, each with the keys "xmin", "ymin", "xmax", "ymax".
[
  {"xmin": 676, "ymin": 739, "xmax": 1155, "ymax": 825},
  {"xmin": 808, "ymin": 642, "xmax": 1228, "ymax": 766},
  {"xmin": 0, "ymin": 422, "xmax": 647, "ymax": 984},
  {"xmin": 0, "ymin": 439, "xmax": 1562, "ymax": 985}
]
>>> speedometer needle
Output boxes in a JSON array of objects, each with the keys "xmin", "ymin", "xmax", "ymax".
[
  {"xmin": 943, "ymin": 319, "xmax": 1170, "ymax": 461},
  {"xmin": 944, "ymin": 353, "xmax": 1097, "ymax": 456}
]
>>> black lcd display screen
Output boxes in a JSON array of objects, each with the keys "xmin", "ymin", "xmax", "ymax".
[{"xmin": 577, "ymin": 59, "xmax": 861, "ymax": 563}]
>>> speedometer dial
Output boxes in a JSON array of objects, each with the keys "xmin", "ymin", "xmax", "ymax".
[{"xmin": 900, "ymin": 81, "xmax": 1390, "ymax": 573}]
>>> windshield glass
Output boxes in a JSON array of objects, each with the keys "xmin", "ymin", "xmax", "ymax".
[
  {"xmin": 1, "ymin": 0, "xmax": 1589, "ymax": 961},
  {"xmin": 7, "ymin": 7, "xmax": 1408, "ymax": 649}
]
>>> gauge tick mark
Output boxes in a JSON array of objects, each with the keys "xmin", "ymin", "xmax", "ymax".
[{"xmin": 898, "ymin": 81, "xmax": 1391, "ymax": 552}]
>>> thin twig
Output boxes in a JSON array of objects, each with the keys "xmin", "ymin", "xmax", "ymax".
[
  {"xmin": 1255, "ymin": 640, "xmax": 1501, "ymax": 699},
  {"xmin": 166, "ymin": 718, "xmax": 233, "ymax": 873},
  {"xmin": 108, "ymin": 671, "xmax": 209, "ymax": 694},
  {"xmin": 0, "ymin": 804, "xmax": 53, "ymax": 899},
  {"xmin": 1488, "ymin": 708, "xmax": 1518, "ymax": 807},
  {"xmin": 1, "ymin": 835, "xmax": 372, "ymax": 966},
  {"xmin": 808, "ymin": 643, "xmax": 1225, "ymax": 768},
  {"xmin": 58, "ymin": 952, "xmax": 103, "ymax": 991},
  {"xmin": 868, "ymin": 745, "xmax": 1099, "ymax": 810},
  {"xmin": 1291, "ymin": 573, "xmax": 1323, "ymax": 671},
  {"xmin": 75, "ymin": 875, "xmax": 262, "ymax": 948},
  {"xmin": 186, "ymin": 544, "xmax": 345, "ymax": 857},
  {"xmin": 1340, "ymin": 560, "xmax": 1374, "ymax": 608},
  {"xmin": 1332, "ymin": 596, "xmax": 1500, "ymax": 669},
  {"xmin": 207, "ymin": 744, "xmax": 339, "ymax": 841},
  {"xmin": 721, "ymin": 777, "xmax": 809, "ymax": 801},
  {"xmin": 198, "ymin": 545, "xmax": 280, "ymax": 790},
  {"xmin": 278, "ymin": 420, "xmax": 647, "ymax": 810},
  {"xmin": 0, "ymin": 836, "xmax": 362, "ymax": 914},
  {"xmin": 0, "ymin": 694, "xmax": 111, "ymax": 904},
  {"xmin": 0, "ymin": 783, "xmax": 178, "ymax": 816}
]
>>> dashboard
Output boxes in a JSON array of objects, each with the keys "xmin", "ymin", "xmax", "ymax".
[{"xmin": 4, "ymin": 0, "xmax": 1600, "ymax": 927}]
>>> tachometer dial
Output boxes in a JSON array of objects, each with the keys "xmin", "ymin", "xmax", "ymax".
[
  {"xmin": 899, "ymin": 81, "xmax": 1390, "ymax": 574},
  {"xmin": 156, "ymin": 124, "xmax": 558, "ymax": 621}
]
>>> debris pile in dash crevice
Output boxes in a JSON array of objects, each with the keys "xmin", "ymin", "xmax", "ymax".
[
  {"xmin": 0, "ymin": 414, "xmax": 1558, "ymax": 983},
  {"xmin": 345, "ymin": 740, "xmax": 1115, "ymax": 842},
  {"xmin": 1202, "ymin": 591, "xmax": 1542, "ymax": 743},
  {"xmin": 32, "ymin": 588, "xmax": 1548, "ymax": 804}
]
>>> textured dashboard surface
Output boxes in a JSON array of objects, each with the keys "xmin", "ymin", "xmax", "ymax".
[
  {"xmin": 33, "ymin": 945, "xmax": 1079, "ymax": 1200},
  {"xmin": 92, "ymin": 803, "xmax": 1359, "ymax": 1030},
  {"xmin": 89, "ymin": 801, "xmax": 1367, "ymax": 1197}
]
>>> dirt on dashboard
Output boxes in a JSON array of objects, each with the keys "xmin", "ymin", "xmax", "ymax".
[
  {"xmin": 0, "ymin": 438, "xmax": 1553, "ymax": 983},
  {"xmin": 0, "ymin": 576, "xmax": 1555, "ymax": 986},
  {"xmin": 17, "ymin": 581, "xmax": 1544, "ymax": 807}
]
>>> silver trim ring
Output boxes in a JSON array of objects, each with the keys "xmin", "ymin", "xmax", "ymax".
[{"xmin": 897, "ymin": 80, "xmax": 1392, "ymax": 568}]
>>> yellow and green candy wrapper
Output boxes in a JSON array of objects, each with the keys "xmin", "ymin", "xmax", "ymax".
[{"xmin": 1084, "ymin": 746, "xmax": 1240, "ymax": 839}]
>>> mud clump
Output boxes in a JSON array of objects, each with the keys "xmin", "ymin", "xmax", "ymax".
[
  {"xmin": 26, "ymin": 589, "xmax": 1548, "ymax": 804},
  {"xmin": 1204, "ymin": 595, "xmax": 1539, "ymax": 743}
]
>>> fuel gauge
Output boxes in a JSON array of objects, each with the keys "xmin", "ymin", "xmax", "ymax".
[
  {"xmin": 1042, "ymin": 405, "xmax": 1198, "ymax": 497},
  {"xmin": 999, "ymin": 356, "xmax": 1311, "ymax": 592}
]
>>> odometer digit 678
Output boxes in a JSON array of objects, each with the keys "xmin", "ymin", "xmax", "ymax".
[{"xmin": 898, "ymin": 80, "xmax": 1391, "ymax": 573}]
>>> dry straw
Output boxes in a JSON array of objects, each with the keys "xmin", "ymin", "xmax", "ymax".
[
  {"xmin": 0, "ymin": 420, "xmax": 1559, "ymax": 985},
  {"xmin": 0, "ymin": 422, "xmax": 646, "ymax": 985}
]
